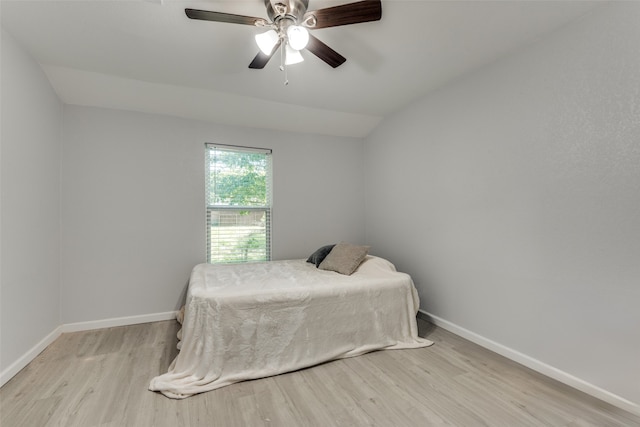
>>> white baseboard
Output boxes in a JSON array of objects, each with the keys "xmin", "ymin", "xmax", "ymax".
[
  {"xmin": 0, "ymin": 325, "xmax": 63, "ymax": 388},
  {"xmin": 417, "ymin": 309, "xmax": 640, "ymax": 417},
  {"xmin": 1, "ymin": 311, "xmax": 177, "ymax": 388},
  {"xmin": 62, "ymin": 310, "xmax": 177, "ymax": 333}
]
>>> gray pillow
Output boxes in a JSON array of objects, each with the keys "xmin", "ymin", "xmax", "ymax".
[
  {"xmin": 306, "ymin": 244, "xmax": 336, "ymax": 267},
  {"xmin": 318, "ymin": 242, "xmax": 370, "ymax": 275}
]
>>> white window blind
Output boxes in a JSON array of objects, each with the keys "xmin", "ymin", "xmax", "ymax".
[{"xmin": 206, "ymin": 143, "xmax": 272, "ymax": 264}]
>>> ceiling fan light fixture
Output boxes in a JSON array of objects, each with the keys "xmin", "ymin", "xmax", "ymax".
[
  {"xmin": 285, "ymin": 44, "xmax": 304, "ymax": 65},
  {"xmin": 286, "ymin": 25, "xmax": 309, "ymax": 51},
  {"xmin": 255, "ymin": 29, "xmax": 279, "ymax": 55},
  {"xmin": 185, "ymin": 0, "xmax": 382, "ymax": 70}
]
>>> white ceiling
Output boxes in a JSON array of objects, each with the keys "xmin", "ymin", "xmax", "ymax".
[{"xmin": 1, "ymin": 0, "xmax": 602, "ymax": 137}]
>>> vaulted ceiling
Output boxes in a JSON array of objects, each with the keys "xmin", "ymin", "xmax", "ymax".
[{"xmin": 1, "ymin": 0, "xmax": 602, "ymax": 137}]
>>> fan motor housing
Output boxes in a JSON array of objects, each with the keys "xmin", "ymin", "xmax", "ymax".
[{"xmin": 265, "ymin": 0, "xmax": 309, "ymax": 23}]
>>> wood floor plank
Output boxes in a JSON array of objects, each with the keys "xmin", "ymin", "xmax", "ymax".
[{"xmin": 1, "ymin": 319, "xmax": 639, "ymax": 427}]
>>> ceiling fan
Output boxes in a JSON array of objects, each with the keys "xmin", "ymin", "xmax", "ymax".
[{"xmin": 185, "ymin": 0, "xmax": 382, "ymax": 70}]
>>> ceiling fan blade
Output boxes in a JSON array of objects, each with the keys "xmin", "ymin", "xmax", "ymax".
[
  {"xmin": 248, "ymin": 40, "xmax": 282, "ymax": 69},
  {"xmin": 305, "ymin": 35, "xmax": 346, "ymax": 68},
  {"xmin": 185, "ymin": 8, "xmax": 265, "ymax": 26},
  {"xmin": 303, "ymin": 0, "xmax": 381, "ymax": 29}
]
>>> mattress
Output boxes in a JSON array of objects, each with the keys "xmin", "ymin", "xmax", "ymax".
[{"xmin": 149, "ymin": 255, "xmax": 432, "ymax": 398}]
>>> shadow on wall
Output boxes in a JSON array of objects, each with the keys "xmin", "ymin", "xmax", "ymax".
[{"xmin": 174, "ymin": 280, "xmax": 189, "ymax": 311}]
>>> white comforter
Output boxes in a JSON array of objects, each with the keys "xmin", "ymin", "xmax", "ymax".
[{"xmin": 149, "ymin": 256, "xmax": 432, "ymax": 399}]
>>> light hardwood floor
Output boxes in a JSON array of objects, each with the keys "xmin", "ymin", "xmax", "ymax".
[{"xmin": 1, "ymin": 318, "xmax": 638, "ymax": 426}]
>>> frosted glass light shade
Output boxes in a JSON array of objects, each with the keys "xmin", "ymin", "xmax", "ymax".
[
  {"xmin": 285, "ymin": 44, "xmax": 304, "ymax": 65},
  {"xmin": 255, "ymin": 30, "xmax": 279, "ymax": 55},
  {"xmin": 286, "ymin": 25, "xmax": 309, "ymax": 51}
]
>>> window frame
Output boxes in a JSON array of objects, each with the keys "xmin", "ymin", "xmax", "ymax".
[{"xmin": 205, "ymin": 143, "xmax": 272, "ymax": 264}]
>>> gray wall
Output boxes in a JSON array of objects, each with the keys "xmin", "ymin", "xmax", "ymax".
[
  {"xmin": 60, "ymin": 106, "xmax": 365, "ymax": 323},
  {"xmin": 1, "ymin": 29, "xmax": 63, "ymax": 370},
  {"xmin": 364, "ymin": 2, "xmax": 640, "ymax": 405}
]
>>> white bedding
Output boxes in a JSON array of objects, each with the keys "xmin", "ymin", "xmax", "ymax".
[{"xmin": 149, "ymin": 256, "xmax": 433, "ymax": 399}]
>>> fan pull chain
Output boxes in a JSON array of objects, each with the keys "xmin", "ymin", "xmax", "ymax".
[{"xmin": 279, "ymin": 42, "xmax": 289, "ymax": 86}]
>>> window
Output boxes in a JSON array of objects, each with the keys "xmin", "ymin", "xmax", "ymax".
[{"xmin": 205, "ymin": 143, "xmax": 272, "ymax": 264}]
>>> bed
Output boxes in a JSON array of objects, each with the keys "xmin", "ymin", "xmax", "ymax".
[{"xmin": 149, "ymin": 252, "xmax": 432, "ymax": 399}]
